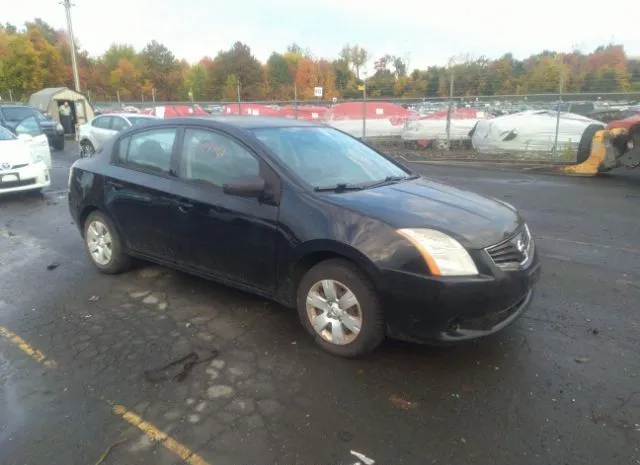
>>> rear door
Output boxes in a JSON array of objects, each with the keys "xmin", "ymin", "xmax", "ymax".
[
  {"xmin": 171, "ymin": 126, "xmax": 281, "ymax": 291},
  {"xmin": 110, "ymin": 116, "xmax": 130, "ymax": 133},
  {"xmin": 105, "ymin": 126, "xmax": 182, "ymax": 260},
  {"xmin": 90, "ymin": 116, "xmax": 116, "ymax": 150}
]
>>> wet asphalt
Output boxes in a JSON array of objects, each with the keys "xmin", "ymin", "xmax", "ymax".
[{"xmin": 1, "ymin": 144, "xmax": 639, "ymax": 465}]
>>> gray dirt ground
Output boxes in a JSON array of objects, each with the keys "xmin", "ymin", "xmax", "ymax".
[{"xmin": 1, "ymin": 143, "xmax": 639, "ymax": 465}]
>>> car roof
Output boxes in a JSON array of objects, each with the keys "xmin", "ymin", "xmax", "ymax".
[
  {"xmin": 98, "ymin": 113, "xmax": 156, "ymax": 118},
  {"xmin": 136, "ymin": 115, "xmax": 322, "ymax": 130},
  {"xmin": 0, "ymin": 104, "xmax": 33, "ymax": 109}
]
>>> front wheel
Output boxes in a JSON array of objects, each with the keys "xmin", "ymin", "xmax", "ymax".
[
  {"xmin": 297, "ymin": 259, "xmax": 385, "ymax": 357},
  {"xmin": 79, "ymin": 140, "xmax": 95, "ymax": 158},
  {"xmin": 83, "ymin": 211, "xmax": 131, "ymax": 274}
]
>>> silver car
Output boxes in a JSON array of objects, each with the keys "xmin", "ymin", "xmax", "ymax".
[{"xmin": 78, "ymin": 113, "xmax": 157, "ymax": 157}]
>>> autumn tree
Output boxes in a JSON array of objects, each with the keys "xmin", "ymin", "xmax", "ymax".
[
  {"xmin": 109, "ymin": 58, "xmax": 141, "ymax": 100},
  {"xmin": 295, "ymin": 58, "xmax": 318, "ymax": 100},
  {"xmin": 1, "ymin": 34, "xmax": 44, "ymax": 98},
  {"xmin": 316, "ymin": 59, "xmax": 338, "ymax": 99}
]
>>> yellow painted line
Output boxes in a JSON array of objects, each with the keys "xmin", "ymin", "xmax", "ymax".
[
  {"xmin": 0, "ymin": 326, "xmax": 57, "ymax": 368},
  {"xmin": 111, "ymin": 404, "xmax": 210, "ymax": 465},
  {"xmin": 537, "ymin": 236, "xmax": 640, "ymax": 254}
]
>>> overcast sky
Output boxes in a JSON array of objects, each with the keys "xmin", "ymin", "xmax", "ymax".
[{"xmin": 5, "ymin": 0, "xmax": 639, "ymax": 71}]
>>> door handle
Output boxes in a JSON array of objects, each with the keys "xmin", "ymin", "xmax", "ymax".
[
  {"xmin": 109, "ymin": 181, "xmax": 124, "ymax": 191},
  {"xmin": 176, "ymin": 200, "xmax": 194, "ymax": 213}
]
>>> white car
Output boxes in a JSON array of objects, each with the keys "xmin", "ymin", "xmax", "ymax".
[
  {"xmin": 0, "ymin": 118, "xmax": 52, "ymax": 195},
  {"xmin": 78, "ymin": 113, "xmax": 156, "ymax": 157}
]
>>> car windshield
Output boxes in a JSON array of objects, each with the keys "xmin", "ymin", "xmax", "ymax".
[
  {"xmin": 0, "ymin": 126, "xmax": 16, "ymax": 140},
  {"xmin": 127, "ymin": 117, "xmax": 154, "ymax": 127},
  {"xmin": 1, "ymin": 106, "xmax": 34, "ymax": 122},
  {"xmin": 251, "ymin": 126, "xmax": 410, "ymax": 188}
]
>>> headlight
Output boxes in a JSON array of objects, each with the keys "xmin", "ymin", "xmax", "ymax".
[
  {"xmin": 397, "ymin": 228, "xmax": 479, "ymax": 276},
  {"xmin": 56, "ymin": 123, "xmax": 64, "ymax": 131},
  {"xmin": 30, "ymin": 150, "xmax": 43, "ymax": 163}
]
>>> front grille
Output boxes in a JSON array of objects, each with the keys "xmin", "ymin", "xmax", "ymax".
[
  {"xmin": 486, "ymin": 225, "xmax": 533, "ymax": 269},
  {"xmin": 0, "ymin": 163, "xmax": 29, "ymax": 171},
  {"xmin": 0, "ymin": 178, "xmax": 36, "ymax": 189}
]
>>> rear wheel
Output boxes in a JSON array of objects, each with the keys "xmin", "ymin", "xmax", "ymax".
[
  {"xmin": 83, "ymin": 211, "xmax": 131, "ymax": 274},
  {"xmin": 576, "ymin": 124, "xmax": 605, "ymax": 164},
  {"xmin": 80, "ymin": 140, "xmax": 95, "ymax": 158},
  {"xmin": 297, "ymin": 259, "xmax": 385, "ymax": 357},
  {"xmin": 52, "ymin": 137, "xmax": 65, "ymax": 151}
]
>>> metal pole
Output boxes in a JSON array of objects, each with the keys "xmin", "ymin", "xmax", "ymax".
[
  {"xmin": 553, "ymin": 67, "xmax": 565, "ymax": 157},
  {"xmin": 61, "ymin": 0, "xmax": 81, "ymax": 92},
  {"xmin": 152, "ymin": 88, "xmax": 156, "ymax": 103},
  {"xmin": 446, "ymin": 65, "xmax": 455, "ymax": 150},
  {"xmin": 236, "ymin": 83, "xmax": 241, "ymax": 115},
  {"xmin": 117, "ymin": 90, "xmax": 121, "ymax": 105},
  {"xmin": 9, "ymin": 89, "xmax": 13, "ymax": 103},
  {"xmin": 294, "ymin": 84, "xmax": 298, "ymax": 120},
  {"xmin": 362, "ymin": 84, "xmax": 367, "ymax": 139}
]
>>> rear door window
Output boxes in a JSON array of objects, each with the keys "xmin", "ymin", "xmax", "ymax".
[
  {"xmin": 92, "ymin": 116, "xmax": 113, "ymax": 129},
  {"xmin": 111, "ymin": 117, "xmax": 129, "ymax": 132},
  {"xmin": 178, "ymin": 128, "xmax": 260, "ymax": 188},
  {"xmin": 115, "ymin": 128, "xmax": 178, "ymax": 175}
]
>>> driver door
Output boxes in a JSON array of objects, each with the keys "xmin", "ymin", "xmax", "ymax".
[{"xmin": 171, "ymin": 127, "xmax": 280, "ymax": 292}]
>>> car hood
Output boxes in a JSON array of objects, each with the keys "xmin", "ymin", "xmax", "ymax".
[
  {"xmin": 321, "ymin": 177, "xmax": 522, "ymax": 248},
  {"xmin": 0, "ymin": 140, "xmax": 32, "ymax": 166}
]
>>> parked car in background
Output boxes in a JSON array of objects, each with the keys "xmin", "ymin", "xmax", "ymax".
[
  {"xmin": 68, "ymin": 116, "xmax": 540, "ymax": 357},
  {"xmin": 0, "ymin": 104, "xmax": 65, "ymax": 150},
  {"xmin": 78, "ymin": 113, "xmax": 157, "ymax": 157},
  {"xmin": 0, "ymin": 117, "xmax": 52, "ymax": 195}
]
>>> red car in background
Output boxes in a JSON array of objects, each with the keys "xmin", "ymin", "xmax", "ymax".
[{"xmin": 142, "ymin": 105, "xmax": 209, "ymax": 118}]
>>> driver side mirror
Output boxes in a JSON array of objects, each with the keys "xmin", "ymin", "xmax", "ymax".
[{"xmin": 223, "ymin": 175, "xmax": 266, "ymax": 198}]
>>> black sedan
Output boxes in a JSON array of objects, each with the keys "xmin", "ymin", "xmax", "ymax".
[{"xmin": 68, "ymin": 117, "xmax": 540, "ymax": 357}]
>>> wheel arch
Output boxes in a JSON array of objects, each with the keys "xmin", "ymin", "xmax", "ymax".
[{"xmin": 278, "ymin": 240, "xmax": 382, "ymax": 308}]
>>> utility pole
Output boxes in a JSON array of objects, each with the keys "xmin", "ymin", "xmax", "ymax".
[
  {"xmin": 445, "ymin": 58, "xmax": 455, "ymax": 150},
  {"xmin": 236, "ymin": 83, "xmax": 242, "ymax": 115},
  {"xmin": 553, "ymin": 65, "xmax": 565, "ymax": 158},
  {"xmin": 61, "ymin": 0, "xmax": 81, "ymax": 92}
]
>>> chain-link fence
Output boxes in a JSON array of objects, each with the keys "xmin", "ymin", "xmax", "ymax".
[{"xmin": 87, "ymin": 91, "xmax": 640, "ymax": 163}]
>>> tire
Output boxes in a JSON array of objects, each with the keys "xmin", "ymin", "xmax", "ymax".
[
  {"xmin": 296, "ymin": 258, "xmax": 385, "ymax": 357},
  {"xmin": 576, "ymin": 124, "xmax": 605, "ymax": 164},
  {"xmin": 83, "ymin": 211, "xmax": 131, "ymax": 274},
  {"xmin": 53, "ymin": 137, "xmax": 65, "ymax": 151},
  {"xmin": 79, "ymin": 140, "xmax": 95, "ymax": 158}
]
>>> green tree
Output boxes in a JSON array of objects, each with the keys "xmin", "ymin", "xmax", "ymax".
[
  {"xmin": 266, "ymin": 52, "xmax": 292, "ymax": 99},
  {"xmin": 211, "ymin": 42, "xmax": 263, "ymax": 100},
  {"xmin": 140, "ymin": 40, "xmax": 181, "ymax": 100}
]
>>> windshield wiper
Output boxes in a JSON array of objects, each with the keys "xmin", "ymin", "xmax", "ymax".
[
  {"xmin": 314, "ymin": 175, "xmax": 419, "ymax": 193},
  {"xmin": 314, "ymin": 183, "xmax": 366, "ymax": 193},
  {"xmin": 360, "ymin": 174, "xmax": 420, "ymax": 189}
]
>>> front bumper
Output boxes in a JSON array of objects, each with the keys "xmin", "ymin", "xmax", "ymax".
[
  {"xmin": 0, "ymin": 161, "xmax": 51, "ymax": 194},
  {"xmin": 381, "ymin": 252, "xmax": 541, "ymax": 344}
]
